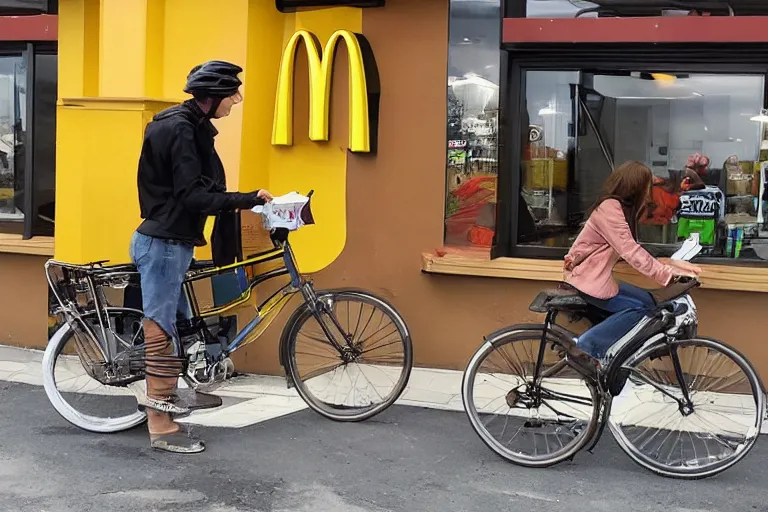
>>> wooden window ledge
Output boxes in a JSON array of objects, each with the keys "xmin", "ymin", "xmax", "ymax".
[
  {"xmin": 421, "ymin": 247, "xmax": 768, "ymax": 294},
  {"xmin": 0, "ymin": 234, "xmax": 54, "ymax": 256}
]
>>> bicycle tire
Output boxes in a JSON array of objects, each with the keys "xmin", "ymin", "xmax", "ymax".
[
  {"xmin": 608, "ymin": 336, "xmax": 765, "ymax": 480},
  {"xmin": 462, "ymin": 325, "xmax": 601, "ymax": 468},
  {"xmin": 42, "ymin": 309, "xmax": 147, "ymax": 433},
  {"xmin": 284, "ymin": 290, "xmax": 412, "ymax": 422}
]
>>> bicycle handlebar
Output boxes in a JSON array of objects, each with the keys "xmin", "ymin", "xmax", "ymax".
[{"xmin": 672, "ymin": 275, "xmax": 699, "ymax": 285}]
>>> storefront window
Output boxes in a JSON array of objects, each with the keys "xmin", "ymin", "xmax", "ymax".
[
  {"xmin": 519, "ymin": 69, "xmax": 768, "ymax": 261},
  {"xmin": 444, "ymin": 0, "xmax": 500, "ymax": 247},
  {"xmin": 0, "ymin": 55, "xmax": 26, "ymax": 230},
  {"xmin": 525, "ymin": 0, "xmax": 597, "ymax": 18}
]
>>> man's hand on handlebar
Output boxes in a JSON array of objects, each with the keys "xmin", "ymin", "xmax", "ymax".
[{"xmin": 256, "ymin": 189, "xmax": 273, "ymax": 202}]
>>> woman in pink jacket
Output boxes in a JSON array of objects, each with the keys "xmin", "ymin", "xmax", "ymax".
[{"xmin": 564, "ymin": 161, "xmax": 701, "ymax": 359}]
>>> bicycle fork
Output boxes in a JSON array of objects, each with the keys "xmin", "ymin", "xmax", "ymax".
[{"xmin": 302, "ymin": 284, "xmax": 358, "ymax": 362}]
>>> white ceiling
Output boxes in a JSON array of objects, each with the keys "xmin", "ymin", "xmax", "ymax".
[{"xmin": 593, "ymin": 74, "xmax": 764, "ymax": 101}]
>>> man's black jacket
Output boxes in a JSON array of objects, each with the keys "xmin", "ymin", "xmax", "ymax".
[{"xmin": 136, "ymin": 100, "xmax": 263, "ymax": 265}]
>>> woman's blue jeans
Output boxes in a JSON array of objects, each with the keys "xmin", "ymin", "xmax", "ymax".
[{"xmin": 577, "ymin": 282, "xmax": 656, "ymax": 359}]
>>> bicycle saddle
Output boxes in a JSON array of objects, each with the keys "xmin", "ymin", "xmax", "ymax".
[
  {"xmin": 189, "ymin": 259, "xmax": 215, "ymax": 270},
  {"xmin": 529, "ymin": 283, "xmax": 588, "ymax": 313}
]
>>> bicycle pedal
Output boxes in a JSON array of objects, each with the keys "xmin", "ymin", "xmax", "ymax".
[{"xmin": 175, "ymin": 388, "xmax": 224, "ymax": 411}]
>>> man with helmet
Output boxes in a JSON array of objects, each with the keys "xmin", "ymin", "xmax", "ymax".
[{"xmin": 129, "ymin": 60, "xmax": 271, "ymax": 453}]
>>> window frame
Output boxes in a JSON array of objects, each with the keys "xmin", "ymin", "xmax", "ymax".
[
  {"xmin": 0, "ymin": 41, "xmax": 56, "ymax": 238},
  {"xmin": 493, "ymin": 45, "xmax": 768, "ymax": 262},
  {"xmin": 29, "ymin": 43, "xmax": 56, "ymax": 238}
]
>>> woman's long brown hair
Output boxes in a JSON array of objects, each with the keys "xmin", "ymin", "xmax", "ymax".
[{"xmin": 587, "ymin": 161, "xmax": 653, "ymax": 240}]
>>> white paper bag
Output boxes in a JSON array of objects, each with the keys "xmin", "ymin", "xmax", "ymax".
[
  {"xmin": 252, "ymin": 191, "xmax": 314, "ymax": 231},
  {"xmin": 671, "ymin": 233, "xmax": 702, "ymax": 262}
]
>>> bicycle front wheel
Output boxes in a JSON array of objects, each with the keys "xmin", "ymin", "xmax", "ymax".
[
  {"xmin": 609, "ymin": 337, "xmax": 765, "ymax": 479},
  {"xmin": 462, "ymin": 326, "xmax": 601, "ymax": 468},
  {"xmin": 284, "ymin": 290, "xmax": 412, "ymax": 422}
]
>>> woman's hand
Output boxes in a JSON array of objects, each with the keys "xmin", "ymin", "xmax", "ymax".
[
  {"xmin": 666, "ymin": 259, "xmax": 703, "ymax": 277},
  {"xmin": 257, "ymin": 189, "xmax": 273, "ymax": 202}
]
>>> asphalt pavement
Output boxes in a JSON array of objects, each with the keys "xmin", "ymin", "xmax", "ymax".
[{"xmin": 0, "ymin": 380, "xmax": 766, "ymax": 512}]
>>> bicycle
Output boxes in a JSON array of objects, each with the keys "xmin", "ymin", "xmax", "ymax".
[
  {"xmin": 43, "ymin": 194, "xmax": 413, "ymax": 433},
  {"xmin": 461, "ymin": 276, "xmax": 765, "ymax": 479}
]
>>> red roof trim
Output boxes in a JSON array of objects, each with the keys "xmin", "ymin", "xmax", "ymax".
[
  {"xmin": 0, "ymin": 14, "xmax": 57, "ymax": 42},
  {"xmin": 503, "ymin": 16, "xmax": 768, "ymax": 44}
]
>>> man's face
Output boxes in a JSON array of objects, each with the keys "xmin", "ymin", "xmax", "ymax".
[{"xmin": 213, "ymin": 90, "xmax": 243, "ymax": 119}]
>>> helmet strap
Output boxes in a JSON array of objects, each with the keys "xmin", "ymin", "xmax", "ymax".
[{"xmin": 205, "ymin": 98, "xmax": 223, "ymax": 119}]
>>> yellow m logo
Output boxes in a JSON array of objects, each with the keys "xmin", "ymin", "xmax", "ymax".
[{"xmin": 271, "ymin": 29, "xmax": 380, "ymax": 153}]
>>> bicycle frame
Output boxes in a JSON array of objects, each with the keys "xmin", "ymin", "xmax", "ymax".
[
  {"xmin": 45, "ymin": 233, "xmax": 354, "ymax": 380},
  {"xmin": 181, "ymin": 237, "xmax": 350, "ymax": 358},
  {"xmin": 528, "ymin": 293, "xmax": 699, "ymax": 453}
]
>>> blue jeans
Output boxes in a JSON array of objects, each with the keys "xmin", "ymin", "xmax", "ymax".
[
  {"xmin": 129, "ymin": 231, "xmax": 194, "ymax": 355},
  {"xmin": 577, "ymin": 282, "xmax": 656, "ymax": 359}
]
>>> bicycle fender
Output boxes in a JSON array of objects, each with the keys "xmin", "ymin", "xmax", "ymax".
[{"xmin": 483, "ymin": 323, "xmax": 577, "ymax": 347}]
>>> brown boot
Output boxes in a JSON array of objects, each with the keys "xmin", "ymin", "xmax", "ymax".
[
  {"xmin": 139, "ymin": 320, "xmax": 206, "ymax": 454},
  {"xmin": 137, "ymin": 320, "xmax": 188, "ymax": 415}
]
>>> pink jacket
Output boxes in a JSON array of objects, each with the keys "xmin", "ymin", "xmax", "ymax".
[{"xmin": 564, "ymin": 199, "xmax": 674, "ymax": 299}]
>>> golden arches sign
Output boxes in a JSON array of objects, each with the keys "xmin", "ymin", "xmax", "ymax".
[{"xmin": 271, "ymin": 29, "xmax": 380, "ymax": 153}]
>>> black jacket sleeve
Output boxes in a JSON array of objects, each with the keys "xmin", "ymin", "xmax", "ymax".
[{"xmin": 170, "ymin": 123, "xmax": 264, "ymax": 214}]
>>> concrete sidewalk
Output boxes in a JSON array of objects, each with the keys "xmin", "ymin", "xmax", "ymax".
[
  {"xmin": 5, "ymin": 345, "xmax": 764, "ymax": 435},
  {"xmin": 0, "ymin": 345, "xmax": 470, "ymax": 428}
]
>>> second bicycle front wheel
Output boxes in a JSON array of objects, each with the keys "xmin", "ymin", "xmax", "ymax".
[
  {"xmin": 609, "ymin": 337, "xmax": 765, "ymax": 479},
  {"xmin": 284, "ymin": 290, "xmax": 412, "ymax": 422}
]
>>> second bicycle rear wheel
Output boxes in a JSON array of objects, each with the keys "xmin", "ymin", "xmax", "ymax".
[
  {"xmin": 284, "ymin": 290, "xmax": 412, "ymax": 422},
  {"xmin": 462, "ymin": 326, "xmax": 601, "ymax": 467}
]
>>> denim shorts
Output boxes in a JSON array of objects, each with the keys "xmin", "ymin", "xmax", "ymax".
[{"xmin": 129, "ymin": 231, "xmax": 194, "ymax": 353}]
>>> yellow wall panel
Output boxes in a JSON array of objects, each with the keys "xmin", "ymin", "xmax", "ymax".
[
  {"xmin": 53, "ymin": 106, "xmax": 85, "ymax": 263},
  {"xmin": 98, "ymin": 0, "xmax": 147, "ymax": 97},
  {"xmin": 261, "ymin": 8, "xmax": 362, "ymax": 274},
  {"xmin": 162, "ymin": 0, "xmax": 250, "ymax": 190}
]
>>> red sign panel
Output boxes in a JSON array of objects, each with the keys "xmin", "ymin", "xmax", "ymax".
[
  {"xmin": 0, "ymin": 14, "xmax": 57, "ymax": 41},
  {"xmin": 503, "ymin": 15, "xmax": 768, "ymax": 44}
]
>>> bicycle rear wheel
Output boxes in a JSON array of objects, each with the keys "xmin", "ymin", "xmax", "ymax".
[
  {"xmin": 42, "ymin": 308, "xmax": 146, "ymax": 433},
  {"xmin": 284, "ymin": 290, "xmax": 412, "ymax": 422},
  {"xmin": 609, "ymin": 337, "xmax": 764, "ymax": 479},
  {"xmin": 462, "ymin": 326, "xmax": 601, "ymax": 467}
]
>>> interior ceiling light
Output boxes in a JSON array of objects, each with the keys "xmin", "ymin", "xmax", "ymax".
[
  {"xmin": 538, "ymin": 106, "xmax": 559, "ymax": 116},
  {"xmin": 651, "ymin": 73, "xmax": 677, "ymax": 83}
]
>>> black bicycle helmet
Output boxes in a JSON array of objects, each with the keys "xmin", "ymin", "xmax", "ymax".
[{"xmin": 184, "ymin": 60, "xmax": 243, "ymax": 99}]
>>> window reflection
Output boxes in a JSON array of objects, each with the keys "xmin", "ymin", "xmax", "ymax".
[
  {"xmin": 0, "ymin": 55, "xmax": 25, "ymax": 226},
  {"xmin": 445, "ymin": 0, "xmax": 500, "ymax": 247},
  {"xmin": 526, "ymin": 0, "xmax": 598, "ymax": 18},
  {"xmin": 519, "ymin": 70, "xmax": 768, "ymax": 260}
]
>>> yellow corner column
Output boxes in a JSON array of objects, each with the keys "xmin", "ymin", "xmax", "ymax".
[
  {"xmin": 55, "ymin": 0, "xmax": 255, "ymax": 264},
  {"xmin": 56, "ymin": 0, "xmax": 174, "ymax": 264}
]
